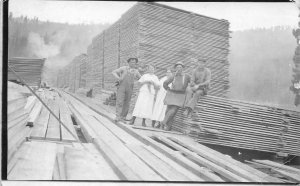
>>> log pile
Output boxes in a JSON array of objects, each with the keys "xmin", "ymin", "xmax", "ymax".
[
  {"xmin": 8, "ymin": 57, "xmax": 46, "ymax": 87},
  {"xmin": 172, "ymin": 95, "xmax": 300, "ymax": 157}
]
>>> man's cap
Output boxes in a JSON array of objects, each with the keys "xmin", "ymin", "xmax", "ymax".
[
  {"xmin": 127, "ymin": 58, "xmax": 138, "ymax": 63},
  {"xmin": 174, "ymin": 61, "xmax": 185, "ymax": 68}
]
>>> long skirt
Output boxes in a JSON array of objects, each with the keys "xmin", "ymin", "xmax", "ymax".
[{"xmin": 132, "ymin": 90, "xmax": 155, "ymax": 119}]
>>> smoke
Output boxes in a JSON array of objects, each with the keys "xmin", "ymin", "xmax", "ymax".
[{"xmin": 27, "ymin": 32, "xmax": 60, "ymax": 58}]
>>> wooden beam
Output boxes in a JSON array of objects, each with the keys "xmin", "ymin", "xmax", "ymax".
[
  {"xmin": 59, "ymin": 100, "xmax": 77, "ymax": 142},
  {"xmin": 271, "ymin": 168, "xmax": 300, "ymax": 182},
  {"xmin": 30, "ymin": 101, "xmax": 50, "ymax": 139},
  {"xmin": 64, "ymin": 146, "xmax": 119, "ymax": 180},
  {"xmin": 155, "ymin": 135, "xmax": 249, "ymax": 182},
  {"xmin": 45, "ymin": 99, "xmax": 61, "ymax": 141},
  {"xmin": 168, "ymin": 137, "xmax": 272, "ymax": 182},
  {"xmin": 252, "ymin": 160, "xmax": 300, "ymax": 175}
]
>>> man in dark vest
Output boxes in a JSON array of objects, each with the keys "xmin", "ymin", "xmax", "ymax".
[
  {"xmin": 183, "ymin": 59, "xmax": 211, "ymax": 118},
  {"xmin": 112, "ymin": 58, "xmax": 141, "ymax": 122},
  {"xmin": 160, "ymin": 62, "xmax": 191, "ymax": 131}
]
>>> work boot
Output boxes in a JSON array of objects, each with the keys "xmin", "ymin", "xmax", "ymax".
[
  {"xmin": 165, "ymin": 124, "xmax": 172, "ymax": 131},
  {"xmin": 114, "ymin": 117, "xmax": 121, "ymax": 123},
  {"xmin": 155, "ymin": 122, "xmax": 161, "ymax": 129},
  {"xmin": 142, "ymin": 119, "xmax": 146, "ymax": 127},
  {"xmin": 151, "ymin": 120, "xmax": 156, "ymax": 128},
  {"xmin": 129, "ymin": 117, "xmax": 136, "ymax": 125}
]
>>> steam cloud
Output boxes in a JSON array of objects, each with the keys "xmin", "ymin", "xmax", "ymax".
[{"xmin": 27, "ymin": 32, "xmax": 60, "ymax": 59}]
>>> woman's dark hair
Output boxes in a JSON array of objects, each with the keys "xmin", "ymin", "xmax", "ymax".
[{"xmin": 127, "ymin": 58, "xmax": 138, "ymax": 63}]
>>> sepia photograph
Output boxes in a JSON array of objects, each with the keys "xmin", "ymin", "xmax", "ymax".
[{"xmin": 3, "ymin": 0, "xmax": 300, "ymax": 184}]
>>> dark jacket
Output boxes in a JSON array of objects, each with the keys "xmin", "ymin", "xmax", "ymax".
[{"xmin": 163, "ymin": 73, "xmax": 191, "ymax": 107}]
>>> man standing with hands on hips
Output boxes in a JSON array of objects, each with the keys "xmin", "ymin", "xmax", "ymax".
[
  {"xmin": 160, "ymin": 62, "xmax": 191, "ymax": 131},
  {"xmin": 112, "ymin": 58, "xmax": 141, "ymax": 123}
]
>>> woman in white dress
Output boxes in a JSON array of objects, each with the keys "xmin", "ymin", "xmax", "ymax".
[
  {"xmin": 129, "ymin": 65, "xmax": 160, "ymax": 126},
  {"xmin": 151, "ymin": 69, "xmax": 173, "ymax": 128}
]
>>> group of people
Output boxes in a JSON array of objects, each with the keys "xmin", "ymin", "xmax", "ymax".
[{"xmin": 112, "ymin": 57, "xmax": 211, "ymax": 131}]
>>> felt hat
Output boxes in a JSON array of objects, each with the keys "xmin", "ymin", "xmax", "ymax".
[{"xmin": 174, "ymin": 61, "xmax": 185, "ymax": 68}]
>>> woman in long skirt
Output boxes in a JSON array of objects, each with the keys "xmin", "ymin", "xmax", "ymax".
[
  {"xmin": 130, "ymin": 65, "xmax": 160, "ymax": 126},
  {"xmin": 151, "ymin": 69, "xmax": 173, "ymax": 128}
]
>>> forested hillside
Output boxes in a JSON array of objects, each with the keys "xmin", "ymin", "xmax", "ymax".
[
  {"xmin": 8, "ymin": 13, "xmax": 109, "ymax": 85},
  {"xmin": 228, "ymin": 26, "xmax": 297, "ymax": 110}
]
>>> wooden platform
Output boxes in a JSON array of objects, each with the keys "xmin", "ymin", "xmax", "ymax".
[
  {"xmin": 7, "ymin": 88, "xmax": 299, "ymax": 182},
  {"xmin": 30, "ymin": 89, "xmax": 78, "ymax": 142}
]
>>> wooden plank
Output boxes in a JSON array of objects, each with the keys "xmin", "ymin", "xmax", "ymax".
[
  {"xmin": 7, "ymin": 142, "xmax": 32, "ymax": 175},
  {"xmin": 144, "ymin": 145, "xmax": 204, "ymax": 181},
  {"xmin": 7, "ymin": 127, "xmax": 31, "ymax": 162},
  {"xmin": 8, "ymin": 119, "xmax": 28, "ymax": 142},
  {"xmin": 64, "ymin": 146, "xmax": 119, "ymax": 180},
  {"xmin": 8, "ymin": 98, "xmax": 27, "ymax": 115},
  {"xmin": 155, "ymin": 136, "xmax": 249, "ymax": 182},
  {"xmin": 66, "ymin": 91, "xmax": 223, "ymax": 181},
  {"xmin": 253, "ymin": 160, "xmax": 300, "ymax": 174},
  {"xmin": 93, "ymin": 137, "xmax": 141, "ymax": 180},
  {"xmin": 91, "ymin": 115, "xmax": 207, "ymax": 181},
  {"xmin": 170, "ymin": 137, "xmax": 283, "ymax": 182},
  {"xmin": 128, "ymin": 144, "xmax": 192, "ymax": 181},
  {"xmin": 132, "ymin": 125, "xmax": 184, "ymax": 135},
  {"xmin": 8, "ymin": 106, "xmax": 27, "ymax": 123},
  {"xmin": 27, "ymin": 101, "xmax": 43, "ymax": 126},
  {"xmin": 24, "ymin": 96, "xmax": 37, "ymax": 112},
  {"xmin": 45, "ymin": 99, "xmax": 61, "ymax": 141},
  {"xmin": 8, "ymin": 141, "xmax": 57, "ymax": 180},
  {"xmin": 8, "ymin": 113, "xmax": 28, "ymax": 130},
  {"xmin": 67, "ymin": 103, "xmax": 97, "ymax": 143},
  {"xmin": 82, "ymin": 114, "xmax": 164, "ymax": 181},
  {"xmin": 30, "ymin": 102, "xmax": 50, "ymax": 139},
  {"xmin": 271, "ymin": 168, "xmax": 300, "ymax": 182},
  {"xmin": 168, "ymin": 137, "xmax": 270, "ymax": 182},
  {"xmin": 59, "ymin": 100, "xmax": 77, "ymax": 142}
]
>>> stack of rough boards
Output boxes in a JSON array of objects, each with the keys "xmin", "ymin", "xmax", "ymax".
[
  {"xmin": 7, "ymin": 85, "xmax": 299, "ymax": 182},
  {"xmin": 57, "ymin": 2, "xmax": 230, "ymax": 98}
]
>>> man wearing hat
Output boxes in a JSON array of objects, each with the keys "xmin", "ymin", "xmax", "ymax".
[
  {"xmin": 183, "ymin": 59, "xmax": 211, "ymax": 118},
  {"xmin": 112, "ymin": 58, "xmax": 141, "ymax": 122},
  {"xmin": 160, "ymin": 61, "xmax": 191, "ymax": 131}
]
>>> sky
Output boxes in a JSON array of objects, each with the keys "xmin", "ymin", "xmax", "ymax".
[{"xmin": 9, "ymin": 0, "xmax": 299, "ymax": 31}]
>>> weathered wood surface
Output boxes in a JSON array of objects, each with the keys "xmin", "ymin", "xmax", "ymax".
[{"xmin": 8, "ymin": 141, "xmax": 57, "ymax": 180}]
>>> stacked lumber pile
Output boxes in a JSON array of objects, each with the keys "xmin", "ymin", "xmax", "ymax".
[
  {"xmin": 103, "ymin": 22, "xmax": 120, "ymax": 91},
  {"xmin": 246, "ymin": 159, "xmax": 300, "ymax": 182},
  {"xmin": 172, "ymin": 95, "xmax": 300, "ymax": 157},
  {"xmin": 90, "ymin": 34, "xmax": 105, "ymax": 94},
  {"xmin": 56, "ymin": 90, "xmax": 293, "ymax": 182},
  {"xmin": 8, "ymin": 82, "xmax": 32, "ymax": 162},
  {"xmin": 29, "ymin": 89, "xmax": 78, "ymax": 142},
  {"xmin": 8, "ymin": 57, "xmax": 46, "ymax": 87},
  {"xmin": 56, "ymin": 2, "xmax": 230, "ymax": 98},
  {"xmin": 79, "ymin": 56, "xmax": 87, "ymax": 88},
  {"xmin": 119, "ymin": 4, "xmax": 139, "ymax": 66},
  {"xmin": 57, "ymin": 69, "xmax": 65, "ymax": 88}
]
